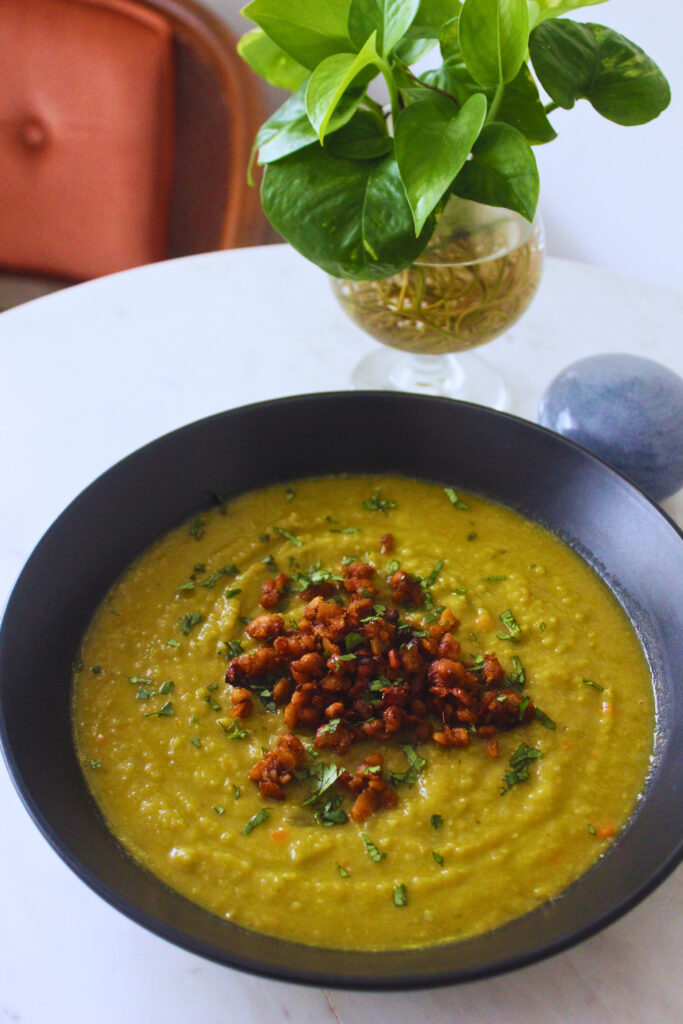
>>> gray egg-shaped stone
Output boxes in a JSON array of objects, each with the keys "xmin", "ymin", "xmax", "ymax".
[{"xmin": 538, "ymin": 354, "xmax": 683, "ymax": 501}]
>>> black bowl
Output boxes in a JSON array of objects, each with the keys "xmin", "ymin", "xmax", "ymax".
[{"xmin": 1, "ymin": 392, "xmax": 682, "ymax": 988}]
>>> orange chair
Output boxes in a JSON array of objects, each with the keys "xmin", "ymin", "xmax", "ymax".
[{"xmin": 0, "ymin": 0, "xmax": 269, "ymax": 304}]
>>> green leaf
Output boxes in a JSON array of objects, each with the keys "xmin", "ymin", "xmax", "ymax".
[
  {"xmin": 452, "ymin": 121, "xmax": 539, "ymax": 220},
  {"xmin": 459, "ymin": 0, "xmax": 529, "ymax": 87},
  {"xmin": 242, "ymin": 0, "xmax": 354, "ymax": 69},
  {"xmin": 325, "ymin": 110, "xmax": 393, "ymax": 160},
  {"xmin": 407, "ymin": 0, "xmax": 462, "ymax": 39},
  {"xmin": 262, "ymin": 147, "xmax": 435, "ymax": 279},
  {"xmin": 256, "ymin": 83, "xmax": 361, "ymax": 165},
  {"xmin": 422, "ymin": 60, "xmax": 485, "ymax": 107},
  {"xmin": 237, "ymin": 28, "xmax": 308, "ymax": 91},
  {"xmin": 529, "ymin": 21, "xmax": 671, "ymax": 125},
  {"xmin": 394, "ymin": 36, "xmax": 438, "ymax": 64},
  {"xmin": 396, "ymin": 92, "xmax": 487, "ymax": 233},
  {"xmin": 306, "ymin": 33, "xmax": 381, "ymax": 142},
  {"xmin": 526, "ymin": 0, "xmax": 607, "ymax": 31},
  {"xmin": 348, "ymin": 0, "xmax": 420, "ymax": 56},
  {"xmin": 439, "ymin": 15, "xmax": 462, "ymax": 62},
  {"xmin": 497, "ymin": 63, "xmax": 557, "ymax": 143}
]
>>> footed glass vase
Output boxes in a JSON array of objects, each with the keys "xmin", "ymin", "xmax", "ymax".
[{"xmin": 331, "ymin": 195, "xmax": 545, "ymax": 409}]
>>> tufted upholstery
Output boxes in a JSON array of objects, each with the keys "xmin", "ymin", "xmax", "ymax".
[{"xmin": 0, "ymin": 0, "xmax": 267, "ymax": 287}]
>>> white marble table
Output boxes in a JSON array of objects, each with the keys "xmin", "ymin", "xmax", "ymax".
[{"xmin": 1, "ymin": 245, "xmax": 681, "ymax": 1023}]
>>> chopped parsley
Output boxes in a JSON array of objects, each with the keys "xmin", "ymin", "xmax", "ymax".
[
  {"xmin": 361, "ymin": 833, "xmax": 386, "ymax": 862},
  {"xmin": 507, "ymin": 656, "xmax": 526, "ymax": 689},
  {"xmin": 363, "ymin": 492, "xmax": 396, "ymax": 514},
  {"xmin": 444, "ymin": 487, "xmax": 468, "ymax": 510},
  {"xmin": 393, "ymin": 883, "xmax": 408, "ymax": 907},
  {"xmin": 539, "ymin": 621, "xmax": 547, "ymax": 632},
  {"xmin": 431, "ymin": 814, "xmax": 444, "ymax": 830},
  {"xmin": 535, "ymin": 707, "xmax": 556, "ymax": 730},
  {"xmin": 424, "ymin": 560, "xmax": 444, "ymax": 588},
  {"xmin": 336, "ymin": 862, "xmax": 350, "ymax": 878},
  {"xmin": 233, "ymin": 785, "xmax": 241, "ymax": 800},
  {"xmin": 273, "ymin": 526, "xmax": 303, "ymax": 546},
  {"xmin": 144, "ymin": 701, "xmax": 174, "ymax": 719},
  {"xmin": 188, "ymin": 516, "xmax": 205, "ymax": 540},
  {"xmin": 452, "ymin": 587, "xmax": 468, "ymax": 595},
  {"xmin": 432, "ymin": 851, "xmax": 444, "ymax": 866},
  {"xmin": 220, "ymin": 719, "xmax": 247, "ymax": 740},
  {"xmin": 191, "ymin": 736, "xmax": 202, "ymax": 749},
  {"xmin": 301, "ymin": 762, "xmax": 344, "ymax": 807},
  {"xmin": 159, "ymin": 680, "xmax": 174, "ymax": 695},
  {"xmin": 88, "ymin": 759, "xmax": 102, "ymax": 769},
  {"xmin": 262, "ymin": 554, "xmax": 278, "ymax": 573},
  {"xmin": 285, "ymin": 486, "xmax": 296, "ymax": 501},
  {"xmin": 166, "ymin": 639, "xmax": 181, "ymax": 648},
  {"xmin": 314, "ymin": 795, "xmax": 348, "ymax": 827},
  {"xmin": 91, "ymin": 665, "xmax": 101, "ymax": 675},
  {"xmin": 519, "ymin": 696, "xmax": 531, "ymax": 720},
  {"xmin": 588, "ymin": 824, "xmax": 597, "ymax": 835},
  {"xmin": 241, "ymin": 809, "xmax": 270, "ymax": 835},
  {"xmin": 483, "ymin": 575, "xmax": 507, "ymax": 582},
  {"xmin": 204, "ymin": 695, "xmax": 221, "ymax": 711},
  {"xmin": 388, "ymin": 744, "xmax": 426, "ymax": 787},
  {"xmin": 330, "ymin": 526, "xmax": 359, "ymax": 535},
  {"xmin": 497, "ymin": 608, "xmax": 521, "ymax": 642},
  {"xmin": 179, "ymin": 611, "xmax": 204, "ymax": 635},
  {"xmin": 345, "ymin": 631, "xmax": 365, "ymax": 652},
  {"xmin": 501, "ymin": 742, "xmax": 543, "ymax": 794},
  {"xmin": 224, "ymin": 640, "xmax": 244, "ymax": 660},
  {"xmin": 467, "ymin": 531, "xmax": 477, "ymax": 541},
  {"xmin": 213, "ymin": 805, "xmax": 225, "ymax": 815},
  {"xmin": 583, "ymin": 678, "xmax": 605, "ymax": 692}
]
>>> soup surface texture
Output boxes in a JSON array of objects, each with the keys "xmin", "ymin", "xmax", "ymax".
[{"xmin": 73, "ymin": 476, "xmax": 653, "ymax": 950}]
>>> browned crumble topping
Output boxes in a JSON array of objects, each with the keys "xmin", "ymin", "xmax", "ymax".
[{"xmin": 226, "ymin": 561, "xmax": 535, "ymax": 819}]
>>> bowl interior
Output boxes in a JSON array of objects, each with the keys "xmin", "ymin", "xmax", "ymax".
[{"xmin": 1, "ymin": 392, "xmax": 682, "ymax": 988}]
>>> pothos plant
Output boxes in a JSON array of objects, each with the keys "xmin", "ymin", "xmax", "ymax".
[{"xmin": 238, "ymin": 0, "xmax": 670, "ymax": 281}]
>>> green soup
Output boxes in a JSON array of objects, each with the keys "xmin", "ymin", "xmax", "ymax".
[{"xmin": 73, "ymin": 476, "xmax": 653, "ymax": 950}]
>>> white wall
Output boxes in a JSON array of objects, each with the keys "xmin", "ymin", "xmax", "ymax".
[{"xmin": 210, "ymin": 1, "xmax": 682, "ymax": 289}]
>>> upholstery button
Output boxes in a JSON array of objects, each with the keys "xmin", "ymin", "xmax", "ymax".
[{"xmin": 19, "ymin": 117, "xmax": 49, "ymax": 149}]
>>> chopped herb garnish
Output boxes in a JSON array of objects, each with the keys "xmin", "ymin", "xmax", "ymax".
[
  {"xmin": 432, "ymin": 851, "xmax": 444, "ymax": 866},
  {"xmin": 314, "ymin": 795, "xmax": 348, "ymax": 827},
  {"xmin": 336, "ymin": 862, "xmax": 350, "ymax": 878},
  {"xmin": 188, "ymin": 516, "xmax": 205, "ymax": 540},
  {"xmin": 345, "ymin": 631, "xmax": 364, "ymax": 653},
  {"xmin": 200, "ymin": 565, "xmax": 239, "ymax": 588},
  {"xmin": 159, "ymin": 680, "xmax": 174, "ymax": 695},
  {"xmin": 88, "ymin": 759, "xmax": 102, "ymax": 769},
  {"xmin": 507, "ymin": 656, "xmax": 526, "ymax": 689},
  {"xmin": 444, "ymin": 487, "xmax": 468, "ymax": 510},
  {"xmin": 91, "ymin": 665, "xmax": 102, "ymax": 675},
  {"xmin": 467, "ymin": 531, "xmax": 477, "ymax": 541},
  {"xmin": 273, "ymin": 526, "xmax": 303, "ymax": 546},
  {"xmin": 452, "ymin": 587, "xmax": 468, "ymax": 595},
  {"xmin": 191, "ymin": 736, "xmax": 202, "ymax": 748},
  {"xmin": 317, "ymin": 718, "xmax": 341, "ymax": 737},
  {"xmin": 363, "ymin": 492, "xmax": 396, "ymax": 514},
  {"xmin": 519, "ymin": 696, "xmax": 531, "ymax": 720},
  {"xmin": 166, "ymin": 639, "xmax": 180, "ymax": 648},
  {"xmin": 501, "ymin": 742, "xmax": 543, "ymax": 794},
  {"xmin": 262, "ymin": 554, "xmax": 278, "ymax": 573},
  {"xmin": 259, "ymin": 533, "xmax": 270, "ymax": 543},
  {"xmin": 177, "ymin": 580, "xmax": 195, "ymax": 592},
  {"xmin": 583, "ymin": 678, "xmax": 605, "ymax": 692},
  {"xmin": 285, "ymin": 486, "xmax": 296, "ymax": 501},
  {"xmin": 241, "ymin": 808, "xmax": 270, "ymax": 835},
  {"xmin": 335, "ymin": 652, "xmax": 357, "ymax": 662},
  {"xmin": 588, "ymin": 824, "xmax": 597, "ymax": 835},
  {"xmin": 539, "ymin": 621, "xmax": 547, "ymax": 632},
  {"xmin": 205, "ymin": 695, "xmax": 221, "ymax": 711},
  {"xmin": 535, "ymin": 707, "xmax": 556, "ymax": 730},
  {"xmin": 73, "ymin": 658, "xmax": 83, "ymax": 672},
  {"xmin": 128, "ymin": 676, "xmax": 151, "ymax": 685},
  {"xmin": 224, "ymin": 640, "xmax": 244, "ymax": 660},
  {"xmin": 193, "ymin": 563, "xmax": 206, "ymax": 574},
  {"xmin": 225, "ymin": 588, "xmax": 242, "ymax": 599},
  {"xmin": 136, "ymin": 687, "xmax": 153, "ymax": 701},
  {"xmin": 361, "ymin": 833, "xmax": 386, "ymax": 862},
  {"xmin": 387, "ymin": 559, "xmax": 400, "ymax": 573},
  {"xmin": 389, "ymin": 743, "xmax": 426, "ymax": 787},
  {"xmin": 144, "ymin": 701, "xmax": 174, "ymax": 718},
  {"xmin": 220, "ymin": 719, "xmax": 247, "ymax": 740},
  {"xmin": 214, "ymin": 805, "xmax": 225, "ymax": 815},
  {"xmin": 330, "ymin": 526, "xmax": 359, "ymax": 535},
  {"xmin": 179, "ymin": 611, "xmax": 204, "ymax": 635},
  {"xmin": 424, "ymin": 560, "xmax": 444, "ymax": 587},
  {"xmin": 233, "ymin": 785, "xmax": 241, "ymax": 800},
  {"xmin": 500, "ymin": 609, "xmax": 521, "ymax": 635},
  {"xmin": 431, "ymin": 814, "xmax": 444, "ymax": 830},
  {"xmin": 301, "ymin": 762, "xmax": 344, "ymax": 806},
  {"xmin": 207, "ymin": 683, "xmax": 218, "ymax": 691},
  {"xmin": 483, "ymin": 575, "xmax": 507, "ymax": 582},
  {"xmin": 393, "ymin": 883, "xmax": 408, "ymax": 907}
]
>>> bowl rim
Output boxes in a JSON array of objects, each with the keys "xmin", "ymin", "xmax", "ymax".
[{"xmin": 1, "ymin": 390, "xmax": 682, "ymax": 989}]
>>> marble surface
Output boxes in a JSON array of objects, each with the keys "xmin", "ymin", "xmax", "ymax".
[{"xmin": 1, "ymin": 245, "xmax": 682, "ymax": 1023}]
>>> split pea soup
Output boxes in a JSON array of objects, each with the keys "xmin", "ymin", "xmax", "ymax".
[{"xmin": 73, "ymin": 475, "xmax": 654, "ymax": 951}]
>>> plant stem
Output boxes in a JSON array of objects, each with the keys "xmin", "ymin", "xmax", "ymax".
[
  {"xmin": 375, "ymin": 55, "xmax": 400, "ymax": 125},
  {"xmin": 544, "ymin": 101, "xmax": 559, "ymax": 114},
  {"xmin": 396, "ymin": 60, "xmax": 460, "ymax": 107},
  {"xmin": 486, "ymin": 82, "xmax": 505, "ymax": 123}
]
